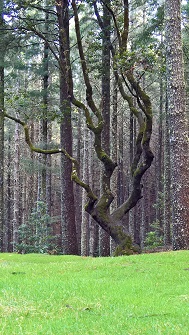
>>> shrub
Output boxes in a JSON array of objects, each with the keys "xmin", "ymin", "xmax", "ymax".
[{"xmin": 16, "ymin": 201, "xmax": 58, "ymax": 254}]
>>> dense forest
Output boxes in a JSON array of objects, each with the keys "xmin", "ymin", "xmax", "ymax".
[{"xmin": 0, "ymin": 0, "xmax": 188, "ymax": 256}]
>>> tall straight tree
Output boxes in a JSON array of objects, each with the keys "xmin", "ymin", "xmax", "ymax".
[
  {"xmin": 164, "ymin": 95, "xmax": 171, "ymax": 246},
  {"xmin": 13, "ymin": 119, "xmax": 20, "ymax": 251},
  {"xmin": 99, "ymin": 0, "xmax": 111, "ymax": 256},
  {"xmin": 41, "ymin": 7, "xmax": 49, "ymax": 204},
  {"xmin": 165, "ymin": 0, "xmax": 189, "ymax": 249},
  {"xmin": 0, "ymin": 0, "xmax": 4, "ymax": 251},
  {"xmin": 56, "ymin": 0, "xmax": 78, "ymax": 255}
]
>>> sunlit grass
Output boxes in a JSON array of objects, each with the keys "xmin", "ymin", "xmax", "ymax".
[{"xmin": 0, "ymin": 251, "xmax": 189, "ymax": 334}]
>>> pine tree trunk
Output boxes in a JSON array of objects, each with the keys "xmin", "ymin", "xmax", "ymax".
[
  {"xmin": 164, "ymin": 95, "xmax": 172, "ymax": 246},
  {"xmin": 13, "ymin": 120, "xmax": 20, "ymax": 251},
  {"xmin": 74, "ymin": 110, "xmax": 82, "ymax": 254},
  {"xmin": 26, "ymin": 122, "xmax": 35, "ymax": 220},
  {"xmin": 4, "ymin": 134, "xmax": 12, "ymax": 251},
  {"xmin": 99, "ymin": 0, "xmax": 111, "ymax": 256},
  {"xmin": 0, "ymin": 1, "xmax": 4, "ymax": 250},
  {"xmin": 89, "ymin": 134, "xmax": 100, "ymax": 256},
  {"xmin": 81, "ymin": 126, "xmax": 90, "ymax": 256},
  {"xmin": 110, "ymin": 80, "xmax": 118, "ymax": 254},
  {"xmin": 41, "ymin": 9, "xmax": 49, "ymax": 205},
  {"xmin": 57, "ymin": 0, "xmax": 78, "ymax": 254},
  {"xmin": 0, "ymin": 66, "xmax": 4, "ymax": 251},
  {"xmin": 156, "ymin": 75, "xmax": 164, "ymax": 231},
  {"xmin": 46, "ymin": 123, "xmax": 52, "ymax": 216},
  {"xmin": 165, "ymin": 0, "xmax": 189, "ymax": 249}
]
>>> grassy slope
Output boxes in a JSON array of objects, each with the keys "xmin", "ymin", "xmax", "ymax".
[{"xmin": 0, "ymin": 251, "xmax": 189, "ymax": 335}]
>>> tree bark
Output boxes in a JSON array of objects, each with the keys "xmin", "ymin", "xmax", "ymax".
[
  {"xmin": 165, "ymin": 0, "xmax": 189, "ymax": 250},
  {"xmin": 0, "ymin": 0, "xmax": 4, "ymax": 250},
  {"xmin": 99, "ymin": 0, "xmax": 111, "ymax": 256},
  {"xmin": 164, "ymin": 93, "xmax": 172, "ymax": 246},
  {"xmin": 13, "ymin": 120, "xmax": 20, "ymax": 251},
  {"xmin": 56, "ymin": 0, "xmax": 78, "ymax": 255},
  {"xmin": 81, "ymin": 126, "xmax": 90, "ymax": 256}
]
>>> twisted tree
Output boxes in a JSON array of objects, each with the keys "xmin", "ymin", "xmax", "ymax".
[{"xmin": 4, "ymin": 0, "xmax": 154, "ymax": 254}]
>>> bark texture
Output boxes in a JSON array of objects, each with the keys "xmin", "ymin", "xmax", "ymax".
[
  {"xmin": 165, "ymin": 0, "xmax": 189, "ymax": 249},
  {"xmin": 99, "ymin": 0, "xmax": 111, "ymax": 256},
  {"xmin": 13, "ymin": 121, "xmax": 20, "ymax": 251},
  {"xmin": 0, "ymin": 0, "xmax": 4, "ymax": 251},
  {"xmin": 57, "ymin": 0, "xmax": 78, "ymax": 254}
]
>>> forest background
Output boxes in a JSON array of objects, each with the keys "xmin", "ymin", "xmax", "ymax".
[{"xmin": 0, "ymin": 0, "xmax": 189, "ymax": 256}]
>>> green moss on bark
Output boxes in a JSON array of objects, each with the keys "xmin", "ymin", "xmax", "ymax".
[{"xmin": 112, "ymin": 226, "xmax": 140, "ymax": 256}]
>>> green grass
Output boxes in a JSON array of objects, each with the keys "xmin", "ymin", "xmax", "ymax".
[{"xmin": 0, "ymin": 251, "xmax": 189, "ymax": 335}]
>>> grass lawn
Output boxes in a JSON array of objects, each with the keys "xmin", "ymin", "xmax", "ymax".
[{"xmin": 0, "ymin": 251, "xmax": 189, "ymax": 335}]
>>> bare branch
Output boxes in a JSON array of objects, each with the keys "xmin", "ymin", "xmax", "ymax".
[
  {"xmin": 3, "ymin": 110, "xmax": 97, "ymax": 203},
  {"xmin": 72, "ymin": 0, "xmax": 102, "ymax": 121}
]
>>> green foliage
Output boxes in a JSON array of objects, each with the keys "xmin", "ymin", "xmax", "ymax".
[
  {"xmin": 144, "ymin": 220, "xmax": 164, "ymax": 249},
  {"xmin": 116, "ymin": 46, "xmax": 160, "ymax": 76},
  {"xmin": 0, "ymin": 252, "xmax": 189, "ymax": 334},
  {"xmin": 16, "ymin": 201, "xmax": 59, "ymax": 254},
  {"xmin": 129, "ymin": 2, "xmax": 165, "ymax": 77}
]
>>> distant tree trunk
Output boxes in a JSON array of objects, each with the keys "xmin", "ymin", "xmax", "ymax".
[
  {"xmin": 13, "ymin": 120, "xmax": 20, "ymax": 251},
  {"xmin": 129, "ymin": 112, "xmax": 141, "ymax": 247},
  {"xmin": 46, "ymin": 123, "xmax": 52, "ymax": 216},
  {"xmin": 165, "ymin": 0, "xmax": 189, "ymax": 249},
  {"xmin": 89, "ymin": 135, "xmax": 100, "ymax": 257},
  {"xmin": 74, "ymin": 109, "xmax": 82, "ymax": 254},
  {"xmin": 164, "ymin": 93, "xmax": 172, "ymax": 246},
  {"xmin": 110, "ymin": 80, "xmax": 118, "ymax": 254},
  {"xmin": 4, "ymin": 133, "xmax": 12, "ymax": 251},
  {"xmin": 0, "ymin": 0, "xmax": 4, "ymax": 250},
  {"xmin": 37, "ymin": 122, "xmax": 43, "ymax": 205},
  {"xmin": 156, "ymin": 74, "xmax": 164, "ymax": 231},
  {"xmin": 129, "ymin": 112, "xmax": 135, "ymax": 240},
  {"xmin": 0, "ymin": 71, "xmax": 4, "ymax": 252},
  {"xmin": 26, "ymin": 122, "xmax": 35, "ymax": 220},
  {"xmin": 81, "ymin": 126, "xmax": 90, "ymax": 256},
  {"xmin": 56, "ymin": 0, "xmax": 78, "ymax": 254},
  {"xmin": 141, "ymin": 174, "xmax": 150, "ymax": 247},
  {"xmin": 41, "ymin": 8, "xmax": 49, "ymax": 205},
  {"xmin": 99, "ymin": 0, "xmax": 111, "ymax": 256},
  {"xmin": 117, "ymin": 108, "xmax": 124, "ymax": 208}
]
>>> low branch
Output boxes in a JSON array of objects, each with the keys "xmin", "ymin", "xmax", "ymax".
[{"xmin": 3, "ymin": 110, "xmax": 98, "ymax": 204}]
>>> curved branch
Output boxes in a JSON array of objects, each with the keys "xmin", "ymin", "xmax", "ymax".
[
  {"xmin": 20, "ymin": 26, "xmax": 61, "ymax": 68},
  {"xmin": 99, "ymin": 0, "xmax": 122, "ymax": 48},
  {"xmin": 72, "ymin": 0, "xmax": 102, "ymax": 122},
  {"xmin": 4, "ymin": 111, "xmax": 98, "ymax": 203}
]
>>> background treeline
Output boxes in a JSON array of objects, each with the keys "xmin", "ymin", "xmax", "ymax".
[{"xmin": 0, "ymin": 0, "xmax": 188, "ymax": 255}]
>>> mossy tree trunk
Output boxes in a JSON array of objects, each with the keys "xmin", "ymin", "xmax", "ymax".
[
  {"xmin": 70, "ymin": 0, "xmax": 154, "ymax": 254},
  {"xmin": 4, "ymin": 0, "xmax": 154, "ymax": 255}
]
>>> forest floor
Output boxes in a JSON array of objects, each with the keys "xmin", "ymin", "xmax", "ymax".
[
  {"xmin": 142, "ymin": 245, "xmax": 173, "ymax": 253},
  {"xmin": 0, "ymin": 251, "xmax": 189, "ymax": 335}
]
